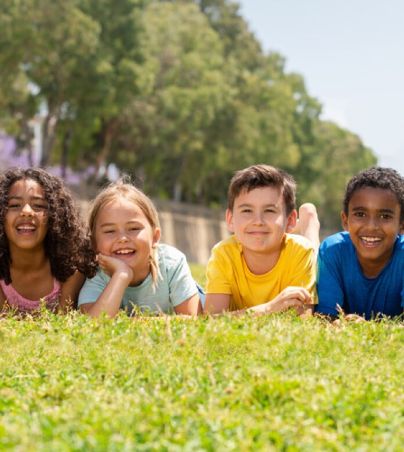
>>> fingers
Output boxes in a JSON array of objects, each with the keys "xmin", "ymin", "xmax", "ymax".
[
  {"xmin": 96, "ymin": 253, "xmax": 133, "ymax": 280},
  {"xmin": 280, "ymin": 286, "xmax": 312, "ymax": 304},
  {"xmin": 345, "ymin": 314, "xmax": 366, "ymax": 323}
]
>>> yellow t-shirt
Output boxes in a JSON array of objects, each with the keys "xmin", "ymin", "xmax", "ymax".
[{"xmin": 206, "ymin": 234, "xmax": 317, "ymax": 311}]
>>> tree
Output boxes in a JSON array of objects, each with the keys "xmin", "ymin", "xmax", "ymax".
[{"xmin": 0, "ymin": 0, "xmax": 146, "ymax": 169}]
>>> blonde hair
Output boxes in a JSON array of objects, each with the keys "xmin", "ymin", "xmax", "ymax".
[{"xmin": 89, "ymin": 181, "xmax": 161, "ymax": 284}]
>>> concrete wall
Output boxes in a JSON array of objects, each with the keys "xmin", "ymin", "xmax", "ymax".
[{"xmin": 155, "ymin": 200, "xmax": 228, "ymax": 264}]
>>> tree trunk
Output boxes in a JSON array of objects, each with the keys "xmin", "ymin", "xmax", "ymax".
[
  {"xmin": 94, "ymin": 119, "xmax": 116, "ymax": 177},
  {"xmin": 40, "ymin": 109, "xmax": 60, "ymax": 167},
  {"xmin": 61, "ymin": 128, "xmax": 72, "ymax": 178}
]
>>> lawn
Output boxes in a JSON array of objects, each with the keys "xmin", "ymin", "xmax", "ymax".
[{"xmin": 0, "ymin": 265, "xmax": 402, "ymax": 450}]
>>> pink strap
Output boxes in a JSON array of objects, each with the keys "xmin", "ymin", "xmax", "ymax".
[{"xmin": 0, "ymin": 279, "xmax": 61, "ymax": 313}]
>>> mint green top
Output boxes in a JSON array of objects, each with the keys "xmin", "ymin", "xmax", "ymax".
[{"xmin": 78, "ymin": 244, "xmax": 198, "ymax": 315}]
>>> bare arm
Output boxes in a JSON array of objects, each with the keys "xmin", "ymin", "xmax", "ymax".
[
  {"xmin": 174, "ymin": 293, "xmax": 202, "ymax": 316},
  {"xmin": 0, "ymin": 286, "xmax": 5, "ymax": 311},
  {"xmin": 204, "ymin": 287, "xmax": 312, "ymax": 316},
  {"xmin": 58, "ymin": 271, "xmax": 85, "ymax": 313},
  {"xmin": 204, "ymin": 293, "xmax": 231, "ymax": 314},
  {"xmin": 80, "ymin": 254, "xmax": 132, "ymax": 318}
]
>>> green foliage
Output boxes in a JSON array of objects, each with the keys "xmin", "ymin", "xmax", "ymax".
[
  {"xmin": 0, "ymin": 0, "xmax": 378, "ymax": 228},
  {"xmin": 0, "ymin": 313, "xmax": 403, "ymax": 449}
]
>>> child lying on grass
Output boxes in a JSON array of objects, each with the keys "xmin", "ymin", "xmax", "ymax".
[
  {"xmin": 204, "ymin": 164, "xmax": 319, "ymax": 316},
  {"xmin": 316, "ymin": 167, "xmax": 404, "ymax": 320},
  {"xmin": 78, "ymin": 181, "xmax": 203, "ymax": 318}
]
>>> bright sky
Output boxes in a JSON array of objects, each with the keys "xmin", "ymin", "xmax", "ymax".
[{"xmin": 238, "ymin": 0, "xmax": 404, "ymax": 175}]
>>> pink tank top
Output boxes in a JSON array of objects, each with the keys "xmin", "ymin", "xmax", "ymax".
[{"xmin": 0, "ymin": 279, "xmax": 61, "ymax": 313}]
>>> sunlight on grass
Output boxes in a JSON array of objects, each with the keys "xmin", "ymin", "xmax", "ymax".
[{"xmin": 0, "ymin": 313, "xmax": 402, "ymax": 449}]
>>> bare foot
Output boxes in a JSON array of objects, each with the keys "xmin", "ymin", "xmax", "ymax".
[{"xmin": 291, "ymin": 203, "xmax": 320, "ymax": 249}]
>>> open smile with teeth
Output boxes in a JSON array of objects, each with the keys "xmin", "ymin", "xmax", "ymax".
[
  {"xmin": 360, "ymin": 236, "xmax": 382, "ymax": 246},
  {"xmin": 114, "ymin": 249, "xmax": 135, "ymax": 256},
  {"xmin": 16, "ymin": 224, "xmax": 36, "ymax": 233}
]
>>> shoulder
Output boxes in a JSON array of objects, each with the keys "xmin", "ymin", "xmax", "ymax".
[
  {"xmin": 0, "ymin": 281, "xmax": 5, "ymax": 306},
  {"xmin": 157, "ymin": 243, "xmax": 186, "ymax": 261},
  {"xmin": 210, "ymin": 235, "xmax": 239, "ymax": 257},
  {"xmin": 78, "ymin": 269, "xmax": 109, "ymax": 306},
  {"xmin": 83, "ymin": 268, "xmax": 110, "ymax": 285},
  {"xmin": 319, "ymin": 231, "xmax": 352, "ymax": 255},
  {"xmin": 395, "ymin": 234, "xmax": 404, "ymax": 250},
  {"xmin": 391, "ymin": 235, "xmax": 404, "ymax": 260},
  {"xmin": 284, "ymin": 233, "xmax": 315, "ymax": 252},
  {"xmin": 157, "ymin": 243, "xmax": 187, "ymax": 269}
]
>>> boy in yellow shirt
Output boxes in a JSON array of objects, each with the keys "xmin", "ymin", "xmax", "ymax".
[{"xmin": 204, "ymin": 164, "xmax": 319, "ymax": 315}]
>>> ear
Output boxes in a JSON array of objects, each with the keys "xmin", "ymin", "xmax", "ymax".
[
  {"xmin": 225, "ymin": 208, "xmax": 235, "ymax": 233},
  {"xmin": 285, "ymin": 209, "xmax": 297, "ymax": 233},
  {"xmin": 400, "ymin": 221, "xmax": 404, "ymax": 235},
  {"xmin": 153, "ymin": 227, "xmax": 161, "ymax": 245},
  {"xmin": 341, "ymin": 211, "xmax": 349, "ymax": 231}
]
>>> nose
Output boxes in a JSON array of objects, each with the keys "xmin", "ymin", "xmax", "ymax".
[
  {"xmin": 252, "ymin": 211, "xmax": 264, "ymax": 225},
  {"xmin": 21, "ymin": 203, "xmax": 34, "ymax": 216},
  {"xmin": 117, "ymin": 233, "xmax": 129, "ymax": 243},
  {"xmin": 366, "ymin": 215, "xmax": 381, "ymax": 229}
]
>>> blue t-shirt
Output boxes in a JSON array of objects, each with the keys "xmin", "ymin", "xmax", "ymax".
[
  {"xmin": 316, "ymin": 232, "xmax": 404, "ymax": 319},
  {"xmin": 78, "ymin": 244, "xmax": 201, "ymax": 315}
]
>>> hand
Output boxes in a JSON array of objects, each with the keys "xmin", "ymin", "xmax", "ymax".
[
  {"xmin": 265, "ymin": 286, "xmax": 312, "ymax": 314},
  {"xmin": 97, "ymin": 253, "xmax": 133, "ymax": 284},
  {"xmin": 344, "ymin": 313, "xmax": 366, "ymax": 323}
]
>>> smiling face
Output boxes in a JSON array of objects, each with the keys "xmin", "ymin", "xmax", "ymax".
[
  {"xmin": 5, "ymin": 179, "xmax": 49, "ymax": 253},
  {"xmin": 94, "ymin": 196, "xmax": 161, "ymax": 279},
  {"xmin": 342, "ymin": 187, "xmax": 403, "ymax": 276},
  {"xmin": 226, "ymin": 186, "xmax": 297, "ymax": 265}
]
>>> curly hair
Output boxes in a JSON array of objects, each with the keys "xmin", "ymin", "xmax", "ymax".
[
  {"xmin": 0, "ymin": 167, "xmax": 96, "ymax": 284},
  {"xmin": 343, "ymin": 167, "xmax": 404, "ymax": 221}
]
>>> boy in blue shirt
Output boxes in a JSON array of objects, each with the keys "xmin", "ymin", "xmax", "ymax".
[{"xmin": 317, "ymin": 167, "xmax": 404, "ymax": 320}]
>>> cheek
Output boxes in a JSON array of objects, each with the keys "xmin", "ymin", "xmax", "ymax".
[
  {"xmin": 4, "ymin": 213, "xmax": 12, "ymax": 227},
  {"xmin": 40, "ymin": 216, "xmax": 49, "ymax": 228},
  {"xmin": 94, "ymin": 236, "xmax": 108, "ymax": 253},
  {"xmin": 4, "ymin": 212, "xmax": 16, "ymax": 234}
]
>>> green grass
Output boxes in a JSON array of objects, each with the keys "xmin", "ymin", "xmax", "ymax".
[
  {"xmin": 0, "ymin": 311, "xmax": 403, "ymax": 451},
  {"xmin": 189, "ymin": 262, "xmax": 206, "ymax": 288}
]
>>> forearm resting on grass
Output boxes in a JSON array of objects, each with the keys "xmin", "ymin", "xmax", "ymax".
[
  {"xmin": 204, "ymin": 287, "xmax": 312, "ymax": 316},
  {"xmin": 80, "ymin": 271, "xmax": 131, "ymax": 318},
  {"xmin": 58, "ymin": 271, "xmax": 85, "ymax": 313},
  {"xmin": 80, "ymin": 254, "xmax": 133, "ymax": 318}
]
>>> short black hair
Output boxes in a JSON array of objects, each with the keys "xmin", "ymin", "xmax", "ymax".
[{"xmin": 343, "ymin": 167, "xmax": 404, "ymax": 221}]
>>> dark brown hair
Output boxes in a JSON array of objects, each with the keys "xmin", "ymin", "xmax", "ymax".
[
  {"xmin": 0, "ymin": 167, "xmax": 96, "ymax": 284},
  {"xmin": 227, "ymin": 164, "xmax": 296, "ymax": 215}
]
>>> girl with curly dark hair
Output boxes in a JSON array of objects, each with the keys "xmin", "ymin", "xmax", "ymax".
[{"xmin": 0, "ymin": 167, "xmax": 96, "ymax": 314}]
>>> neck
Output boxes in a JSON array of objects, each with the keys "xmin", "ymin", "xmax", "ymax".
[
  {"xmin": 243, "ymin": 248, "xmax": 280, "ymax": 275},
  {"xmin": 129, "ymin": 264, "xmax": 151, "ymax": 287},
  {"xmin": 359, "ymin": 253, "xmax": 393, "ymax": 278},
  {"xmin": 9, "ymin": 246, "xmax": 47, "ymax": 271}
]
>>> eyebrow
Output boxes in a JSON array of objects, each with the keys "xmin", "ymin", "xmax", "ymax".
[
  {"xmin": 8, "ymin": 195, "xmax": 46, "ymax": 201},
  {"xmin": 351, "ymin": 206, "xmax": 395, "ymax": 213},
  {"xmin": 237, "ymin": 203, "xmax": 278, "ymax": 208},
  {"xmin": 99, "ymin": 220, "xmax": 142, "ymax": 227}
]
